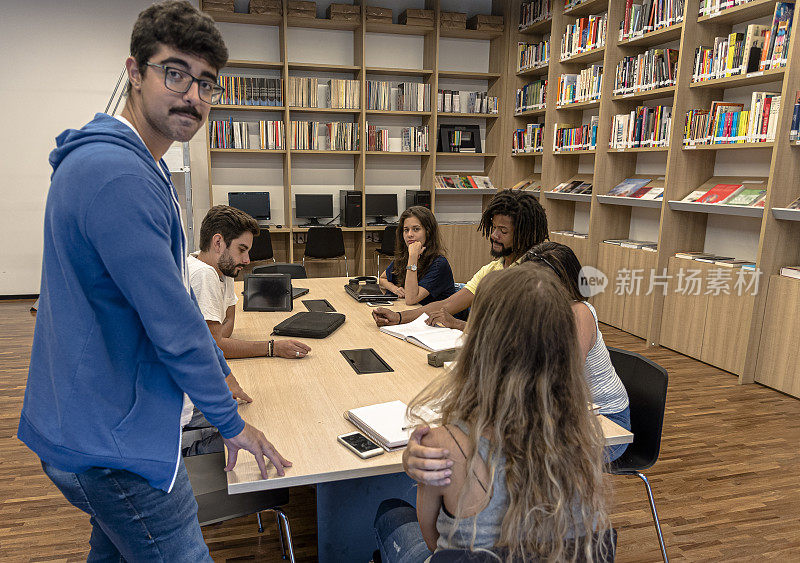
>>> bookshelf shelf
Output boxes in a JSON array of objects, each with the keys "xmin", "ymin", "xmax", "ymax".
[
  {"xmin": 612, "ymin": 85, "xmax": 677, "ymax": 101},
  {"xmin": 436, "ymin": 153, "xmax": 498, "ymax": 157},
  {"xmin": 290, "ymin": 150, "xmax": 360, "ymax": 155},
  {"xmin": 439, "ymin": 27, "xmax": 503, "ymax": 40},
  {"xmin": 287, "ymin": 62, "xmax": 360, "ymax": 73},
  {"xmin": 553, "ymin": 149, "xmax": 597, "ymax": 155},
  {"xmin": 564, "ymin": 0, "xmax": 609, "ymax": 18},
  {"xmin": 435, "ymin": 188, "xmax": 496, "ymax": 195},
  {"xmin": 517, "ymin": 63, "xmax": 550, "ymax": 77},
  {"xmin": 225, "ymin": 59, "xmax": 283, "ymax": 70},
  {"xmin": 608, "ymin": 146, "xmax": 670, "ymax": 153},
  {"xmin": 210, "ymin": 148, "xmax": 286, "ymax": 154},
  {"xmin": 618, "ymin": 22, "xmax": 685, "ymax": 48},
  {"xmin": 682, "ymin": 142, "xmax": 775, "ymax": 150},
  {"xmin": 288, "ymin": 107, "xmax": 361, "ymax": 114},
  {"xmin": 544, "ymin": 191, "xmax": 592, "ymax": 202},
  {"xmin": 365, "ymin": 110, "xmax": 431, "ymax": 116},
  {"xmin": 556, "ymin": 98, "xmax": 601, "ymax": 111},
  {"xmin": 512, "ymin": 152, "xmax": 544, "ymax": 157},
  {"xmin": 560, "ymin": 46, "xmax": 606, "ymax": 65},
  {"xmin": 438, "ymin": 70, "xmax": 502, "ymax": 81},
  {"xmin": 689, "ymin": 68, "xmax": 786, "ymax": 89},
  {"xmin": 771, "ymin": 208, "xmax": 800, "ymax": 221},
  {"xmin": 366, "ymin": 22, "xmax": 433, "ymax": 35},
  {"xmin": 204, "ymin": 11, "xmax": 281, "ymax": 26},
  {"xmin": 519, "ymin": 18, "xmax": 553, "ymax": 35},
  {"xmin": 438, "ymin": 112, "xmax": 500, "ymax": 119},
  {"xmin": 698, "ymin": 0, "xmax": 780, "ymax": 24},
  {"xmin": 365, "ymin": 151, "xmax": 430, "ymax": 156},
  {"xmin": 667, "ymin": 200, "xmax": 765, "ymax": 217},
  {"xmin": 365, "ymin": 67, "xmax": 433, "ymax": 77},
  {"xmin": 597, "ymin": 195, "xmax": 663, "ymax": 208},
  {"xmin": 286, "ymin": 16, "xmax": 360, "ymax": 31},
  {"xmin": 514, "ymin": 107, "xmax": 547, "ymax": 117},
  {"xmin": 213, "ymin": 105, "xmax": 285, "ymax": 111}
]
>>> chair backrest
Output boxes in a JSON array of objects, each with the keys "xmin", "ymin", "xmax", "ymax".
[
  {"xmin": 305, "ymin": 226, "xmax": 345, "ymax": 259},
  {"xmin": 607, "ymin": 347, "xmax": 668, "ymax": 472},
  {"xmin": 249, "ymin": 229, "xmax": 274, "ymax": 262},
  {"xmin": 379, "ymin": 225, "xmax": 397, "ymax": 255},
  {"xmin": 252, "ymin": 262, "xmax": 308, "ymax": 279}
]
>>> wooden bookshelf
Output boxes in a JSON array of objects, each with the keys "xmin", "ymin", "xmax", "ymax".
[
  {"xmin": 689, "ymin": 67, "xmax": 786, "ymax": 89},
  {"xmin": 618, "ymin": 22, "xmax": 684, "ymax": 48},
  {"xmin": 697, "ymin": 0, "xmax": 780, "ymax": 24},
  {"xmin": 611, "ymin": 84, "xmax": 677, "ymax": 101}
]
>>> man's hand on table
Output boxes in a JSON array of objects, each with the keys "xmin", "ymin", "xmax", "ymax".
[
  {"xmin": 224, "ymin": 422, "xmax": 292, "ymax": 479},
  {"xmin": 373, "ymin": 307, "xmax": 401, "ymax": 327},
  {"xmin": 403, "ymin": 426, "xmax": 453, "ymax": 486},
  {"xmin": 274, "ymin": 339, "xmax": 311, "ymax": 359},
  {"xmin": 225, "ymin": 373, "xmax": 253, "ymax": 404}
]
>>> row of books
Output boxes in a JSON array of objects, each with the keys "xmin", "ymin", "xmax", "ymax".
[
  {"xmin": 513, "ymin": 123, "xmax": 545, "ymax": 154},
  {"xmin": 619, "ymin": 0, "xmax": 684, "ymax": 41},
  {"xmin": 607, "ymin": 178, "xmax": 665, "ymax": 199},
  {"xmin": 437, "ymin": 90, "xmax": 498, "ymax": 114},
  {"xmin": 613, "ymin": 48, "xmax": 678, "ymax": 94},
  {"xmin": 698, "ymin": 0, "xmax": 755, "ymax": 16},
  {"xmin": 604, "ymin": 239, "xmax": 658, "ymax": 251},
  {"xmin": 551, "ymin": 180, "xmax": 593, "ymax": 194},
  {"xmin": 680, "ymin": 183, "xmax": 766, "ymax": 206},
  {"xmin": 217, "ymin": 76, "xmax": 283, "ymax": 106},
  {"xmin": 287, "ymin": 77, "xmax": 360, "ymax": 109},
  {"xmin": 610, "ymin": 106, "xmax": 672, "ymax": 149},
  {"xmin": 209, "ymin": 119, "xmax": 285, "ymax": 150},
  {"xmin": 554, "ymin": 117, "xmax": 599, "ymax": 151},
  {"xmin": 553, "ymin": 230, "xmax": 588, "ymax": 239},
  {"xmin": 511, "ymin": 176, "xmax": 542, "ymax": 191},
  {"xmin": 557, "ymin": 64, "xmax": 603, "ymax": 105},
  {"xmin": 790, "ymin": 91, "xmax": 800, "ymax": 141},
  {"xmin": 683, "ymin": 95, "xmax": 781, "ymax": 145},
  {"xmin": 517, "ymin": 40, "xmax": 550, "ymax": 73},
  {"xmin": 289, "ymin": 121, "xmax": 358, "ymax": 151},
  {"xmin": 366, "ymin": 82, "xmax": 430, "ymax": 112},
  {"xmin": 519, "ymin": 0, "xmax": 552, "ymax": 29},
  {"xmin": 675, "ymin": 251, "xmax": 755, "ymax": 269},
  {"xmin": 516, "ymin": 79, "xmax": 547, "ymax": 112},
  {"xmin": 561, "ymin": 13, "xmax": 608, "ymax": 60},
  {"xmin": 691, "ymin": 25, "xmax": 780, "ymax": 83},
  {"xmin": 434, "ymin": 175, "xmax": 495, "ymax": 190},
  {"xmin": 365, "ymin": 125, "xmax": 429, "ymax": 152}
]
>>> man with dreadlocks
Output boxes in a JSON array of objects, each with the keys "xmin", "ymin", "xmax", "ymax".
[{"xmin": 372, "ymin": 189, "xmax": 548, "ymax": 331}]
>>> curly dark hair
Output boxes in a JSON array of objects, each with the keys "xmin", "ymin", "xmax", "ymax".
[
  {"xmin": 391, "ymin": 206, "xmax": 446, "ymax": 285},
  {"xmin": 199, "ymin": 205, "xmax": 260, "ymax": 252},
  {"xmin": 478, "ymin": 190, "xmax": 549, "ymax": 259},
  {"xmin": 128, "ymin": 0, "xmax": 228, "ymax": 93}
]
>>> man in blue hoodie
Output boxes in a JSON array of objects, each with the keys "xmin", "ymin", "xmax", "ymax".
[{"xmin": 17, "ymin": 2, "xmax": 290, "ymax": 560}]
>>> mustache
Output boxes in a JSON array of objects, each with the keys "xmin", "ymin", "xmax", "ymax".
[{"xmin": 170, "ymin": 106, "xmax": 201, "ymax": 119}]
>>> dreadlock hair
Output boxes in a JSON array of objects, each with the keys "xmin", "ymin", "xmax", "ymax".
[{"xmin": 478, "ymin": 190, "xmax": 549, "ymax": 260}]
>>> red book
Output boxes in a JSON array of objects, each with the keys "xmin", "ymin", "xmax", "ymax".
[
  {"xmin": 761, "ymin": 96, "xmax": 773, "ymax": 139},
  {"xmin": 696, "ymin": 184, "xmax": 743, "ymax": 204},
  {"xmin": 624, "ymin": 0, "xmax": 633, "ymax": 36},
  {"xmin": 631, "ymin": 187, "xmax": 653, "ymax": 198}
]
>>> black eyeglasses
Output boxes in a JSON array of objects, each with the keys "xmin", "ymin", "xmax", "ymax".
[{"xmin": 145, "ymin": 62, "xmax": 225, "ymax": 104}]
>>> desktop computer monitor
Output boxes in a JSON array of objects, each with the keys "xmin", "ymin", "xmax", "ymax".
[
  {"xmin": 295, "ymin": 194, "xmax": 334, "ymax": 226},
  {"xmin": 365, "ymin": 194, "xmax": 398, "ymax": 225},
  {"xmin": 228, "ymin": 192, "xmax": 271, "ymax": 222}
]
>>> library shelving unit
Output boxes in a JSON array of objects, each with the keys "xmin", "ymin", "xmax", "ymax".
[
  {"xmin": 201, "ymin": 0, "xmax": 508, "ymax": 283},
  {"xmin": 503, "ymin": 0, "xmax": 800, "ymax": 395}
]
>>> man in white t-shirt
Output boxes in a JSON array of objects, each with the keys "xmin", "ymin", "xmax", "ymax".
[{"xmin": 182, "ymin": 205, "xmax": 311, "ymax": 456}]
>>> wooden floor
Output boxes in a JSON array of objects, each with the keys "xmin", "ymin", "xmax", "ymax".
[{"xmin": 1, "ymin": 298, "xmax": 799, "ymax": 562}]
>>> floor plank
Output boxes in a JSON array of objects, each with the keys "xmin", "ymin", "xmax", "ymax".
[{"xmin": 1, "ymin": 299, "xmax": 799, "ymax": 561}]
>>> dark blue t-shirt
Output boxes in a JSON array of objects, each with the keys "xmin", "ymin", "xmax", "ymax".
[{"xmin": 386, "ymin": 255, "xmax": 457, "ymax": 306}]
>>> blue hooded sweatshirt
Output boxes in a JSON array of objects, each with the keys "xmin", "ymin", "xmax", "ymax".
[{"xmin": 18, "ymin": 113, "xmax": 245, "ymax": 492}]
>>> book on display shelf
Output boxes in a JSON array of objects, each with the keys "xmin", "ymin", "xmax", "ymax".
[{"xmin": 607, "ymin": 178, "xmax": 651, "ymax": 196}]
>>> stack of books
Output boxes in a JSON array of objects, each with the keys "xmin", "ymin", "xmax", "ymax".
[
  {"xmin": 554, "ymin": 118, "xmax": 599, "ymax": 151},
  {"xmin": 510, "ymin": 176, "xmax": 543, "ymax": 191},
  {"xmin": 619, "ymin": 0, "xmax": 685, "ymax": 41},
  {"xmin": 674, "ymin": 251, "xmax": 755, "ymax": 268},
  {"xmin": 610, "ymin": 106, "xmax": 672, "ymax": 149},
  {"xmin": 513, "ymin": 123, "xmax": 545, "ymax": 154},
  {"xmin": 613, "ymin": 48, "xmax": 678, "ymax": 94},
  {"xmin": 683, "ymin": 95, "xmax": 781, "ymax": 145},
  {"xmin": 604, "ymin": 239, "xmax": 659, "ymax": 251},
  {"xmin": 516, "ymin": 80, "xmax": 548, "ymax": 112},
  {"xmin": 435, "ymin": 175, "xmax": 495, "ymax": 190},
  {"xmin": 554, "ymin": 229, "xmax": 589, "ymax": 239},
  {"xmin": 560, "ymin": 13, "xmax": 608, "ymax": 59},
  {"xmin": 606, "ymin": 178, "xmax": 664, "ymax": 199},
  {"xmin": 557, "ymin": 64, "xmax": 603, "ymax": 105},
  {"xmin": 679, "ymin": 183, "xmax": 766, "ymax": 207},
  {"xmin": 209, "ymin": 119, "xmax": 285, "ymax": 150},
  {"xmin": 780, "ymin": 266, "xmax": 800, "ymax": 279},
  {"xmin": 520, "ymin": 0, "xmax": 552, "ymax": 29},
  {"xmin": 551, "ymin": 180, "xmax": 593, "ymax": 194},
  {"xmin": 517, "ymin": 40, "xmax": 551, "ymax": 72},
  {"xmin": 217, "ymin": 76, "xmax": 284, "ymax": 106}
]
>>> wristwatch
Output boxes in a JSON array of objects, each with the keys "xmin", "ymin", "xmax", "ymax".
[{"xmin": 406, "ymin": 264, "xmax": 418, "ymax": 271}]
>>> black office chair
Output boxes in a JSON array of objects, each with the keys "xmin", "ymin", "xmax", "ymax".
[
  {"xmin": 249, "ymin": 229, "xmax": 275, "ymax": 263},
  {"xmin": 303, "ymin": 226, "xmax": 348, "ymax": 276},
  {"xmin": 253, "ymin": 263, "xmax": 308, "ymax": 279},
  {"xmin": 374, "ymin": 225, "xmax": 397, "ymax": 277},
  {"xmin": 607, "ymin": 347, "xmax": 669, "ymax": 563},
  {"xmin": 184, "ymin": 452, "xmax": 295, "ymax": 562}
]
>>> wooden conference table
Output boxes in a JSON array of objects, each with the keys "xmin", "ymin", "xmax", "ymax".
[{"xmin": 224, "ymin": 277, "xmax": 633, "ymax": 560}]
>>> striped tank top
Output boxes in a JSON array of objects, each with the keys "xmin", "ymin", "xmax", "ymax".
[{"xmin": 582, "ymin": 301, "xmax": 629, "ymax": 414}]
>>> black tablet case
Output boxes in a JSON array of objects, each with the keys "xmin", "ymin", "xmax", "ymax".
[{"xmin": 272, "ymin": 312, "xmax": 346, "ymax": 338}]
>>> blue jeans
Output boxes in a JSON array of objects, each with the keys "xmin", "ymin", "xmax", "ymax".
[
  {"xmin": 374, "ymin": 498, "xmax": 433, "ymax": 563},
  {"xmin": 603, "ymin": 406, "xmax": 631, "ymax": 463},
  {"xmin": 42, "ymin": 459, "xmax": 212, "ymax": 562}
]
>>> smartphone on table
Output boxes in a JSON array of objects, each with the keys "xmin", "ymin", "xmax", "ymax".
[
  {"xmin": 337, "ymin": 431, "xmax": 384, "ymax": 458},
  {"xmin": 366, "ymin": 300, "xmax": 393, "ymax": 307}
]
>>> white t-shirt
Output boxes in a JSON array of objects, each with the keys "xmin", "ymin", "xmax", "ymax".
[{"xmin": 180, "ymin": 254, "xmax": 239, "ymax": 426}]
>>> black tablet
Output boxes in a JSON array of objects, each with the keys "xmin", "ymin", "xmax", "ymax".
[
  {"xmin": 340, "ymin": 349, "xmax": 393, "ymax": 375},
  {"xmin": 303, "ymin": 299, "xmax": 336, "ymax": 313}
]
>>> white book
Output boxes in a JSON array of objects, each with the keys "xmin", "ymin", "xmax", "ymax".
[
  {"xmin": 379, "ymin": 313, "xmax": 464, "ymax": 352},
  {"xmin": 345, "ymin": 400, "xmax": 412, "ymax": 451}
]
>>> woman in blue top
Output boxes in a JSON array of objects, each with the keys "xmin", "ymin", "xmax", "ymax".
[{"xmin": 379, "ymin": 206, "xmax": 457, "ymax": 306}]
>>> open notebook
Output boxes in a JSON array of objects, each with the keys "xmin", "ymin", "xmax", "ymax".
[
  {"xmin": 379, "ymin": 313, "xmax": 464, "ymax": 352},
  {"xmin": 344, "ymin": 400, "xmax": 413, "ymax": 452}
]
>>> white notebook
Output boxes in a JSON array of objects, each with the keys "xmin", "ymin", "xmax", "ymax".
[
  {"xmin": 379, "ymin": 313, "xmax": 464, "ymax": 352},
  {"xmin": 345, "ymin": 400, "xmax": 412, "ymax": 451}
]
